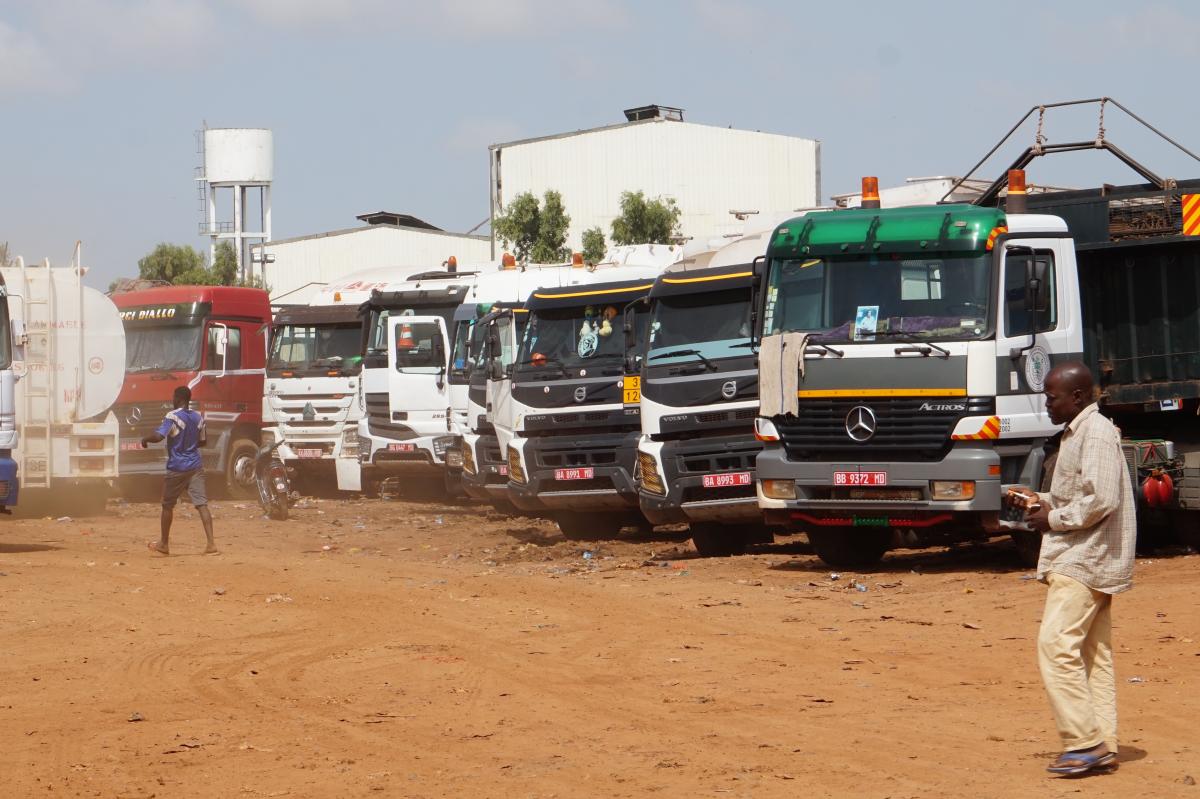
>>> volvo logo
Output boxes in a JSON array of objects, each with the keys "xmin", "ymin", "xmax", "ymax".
[
  {"xmin": 845, "ymin": 405, "xmax": 877, "ymax": 442},
  {"xmin": 573, "ymin": 386, "xmax": 587, "ymax": 403},
  {"xmin": 126, "ymin": 407, "xmax": 142, "ymax": 426},
  {"xmin": 721, "ymin": 380, "xmax": 737, "ymax": 400}
]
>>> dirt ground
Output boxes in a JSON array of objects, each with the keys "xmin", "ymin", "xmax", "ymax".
[{"xmin": 1, "ymin": 495, "xmax": 1198, "ymax": 798}]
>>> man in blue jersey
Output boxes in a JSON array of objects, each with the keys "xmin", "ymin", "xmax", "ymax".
[{"xmin": 141, "ymin": 385, "xmax": 216, "ymax": 555}]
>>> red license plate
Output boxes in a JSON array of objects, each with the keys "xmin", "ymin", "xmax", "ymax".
[
  {"xmin": 120, "ymin": 442, "xmax": 142, "ymax": 452},
  {"xmin": 555, "ymin": 467, "xmax": 594, "ymax": 481},
  {"xmin": 388, "ymin": 443, "xmax": 415, "ymax": 452},
  {"xmin": 833, "ymin": 471, "xmax": 888, "ymax": 486},
  {"xmin": 496, "ymin": 464, "xmax": 508, "ymax": 476},
  {"xmin": 702, "ymin": 471, "xmax": 752, "ymax": 488},
  {"xmin": 296, "ymin": 448, "xmax": 323, "ymax": 459}
]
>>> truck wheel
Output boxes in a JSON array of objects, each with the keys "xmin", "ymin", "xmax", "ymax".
[
  {"xmin": 805, "ymin": 528, "xmax": 890, "ymax": 569},
  {"xmin": 555, "ymin": 511, "xmax": 625, "ymax": 541},
  {"xmin": 443, "ymin": 469, "xmax": 464, "ymax": 499},
  {"xmin": 690, "ymin": 523, "xmax": 750, "ymax": 557},
  {"xmin": 225, "ymin": 438, "xmax": 259, "ymax": 499}
]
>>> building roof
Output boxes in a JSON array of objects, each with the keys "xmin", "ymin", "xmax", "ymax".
[
  {"xmin": 489, "ymin": 113, "xmax": 816, "ymax": 151},
  {"xmin": 257, "ymin": 223, "xmax": 487, "ymax": 248},
  {"xmin": 355, "ymin": 211, "xmax": 442, "ymax": 230}
]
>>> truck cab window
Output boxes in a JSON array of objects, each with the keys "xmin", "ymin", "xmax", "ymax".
[
  {"xmin": 207, "ymin": 326, "xmax": 242, "ymax": 370},
  {"xmin": 1004, "ymin": 250, "xmax": 1057, "ymax": 337}
]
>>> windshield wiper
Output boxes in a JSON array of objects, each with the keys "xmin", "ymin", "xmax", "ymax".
[
  {"xmin": 805, "ymin": 340, "xmax": 845, "ymax": 358},
  {"xmin": 875, "ymin": 330, "xmax": 950, "ymax": 358},
  {"xmin": 517, "ymin": 357, "xmax": 569, "ymax": 378},
  {"xmin": 648, "ymin": 348, "xmax": 717, "ymax": 371}
]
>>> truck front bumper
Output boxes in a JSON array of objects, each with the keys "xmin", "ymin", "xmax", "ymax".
[
  {"xmin": 361, "ymin": 431, "xmax": 458, "ymax": 474},
  {"xmin": 638, "ymin": 434, "xmax": 763, "ymax": 525},
  {"xmin": 755, "ymin": 444, "xmax": 1002, "ymax": 527},
  {"xmin": 508, "ymin": 430, "xmax": 641, "ymax": 513}
]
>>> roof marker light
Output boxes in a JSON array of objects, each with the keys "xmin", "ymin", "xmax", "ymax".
[{"xmin": 861, "ymin": 177, "xmax": 881, "ymax": 209}]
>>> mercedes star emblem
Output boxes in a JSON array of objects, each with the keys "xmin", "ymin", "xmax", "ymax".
[
  {"xmin": 845, "ymin": 405, "xmax": 877, "ymax": 442},
  {"xmin": 126, "ymin": 407, "xmax": 142, "ymax": 426},
  {"xmin": 721, "ymin": 380, "xmax": 737, "ymax": 400},
  {"xmin": 573, "ymin": 386, "xmax": 587, "ymax": 403}
]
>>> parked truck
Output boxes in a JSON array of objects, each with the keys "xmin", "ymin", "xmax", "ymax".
[
  {"xmin": 754, "ymin": 149, "xmax": 1200, "ymax": 566},
  {"xmin": 264, "ymin": 267, "xmax": 427, "ymax": 493},
  {"xmin": 2, "ymin": 248, "xmax": 124, "ymax": 514},
  {"xmin": 633, "ymin": 231, "xmax": 775, "ymax": 555},
  {"xmin": 112, "ymin": 286, "xmax": 271, "ymax": 497},
  {"xmin": 357, "ymin": 270, "xmax": 477, "ymax": 492},
  {"xmin": 499, "ymin": 245, "xmax": 687, "ymax": 537}
]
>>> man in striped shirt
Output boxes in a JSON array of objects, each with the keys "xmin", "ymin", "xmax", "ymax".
[
  {"xmin": 141, "ymin": 385, "xmax": 216, "ymax": 556},
  {"xmin": 1009, "ymin": 362, "xmax": 1136, "ymax": 776}
]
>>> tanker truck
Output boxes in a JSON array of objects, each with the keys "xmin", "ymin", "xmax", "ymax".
[{"xmin": 2, "ymin": 245, "xmax": 125, "ymax": 515}]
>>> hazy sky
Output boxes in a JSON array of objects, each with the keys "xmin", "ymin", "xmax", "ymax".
[{"xmin": 2, "ymin": 0, "xmax": 1199, "ymax": 289}]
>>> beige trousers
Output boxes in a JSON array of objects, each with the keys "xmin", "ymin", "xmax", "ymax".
[{"xmin": 1037, "ymin": 572, "xmax": 1117, "ymax": 751}]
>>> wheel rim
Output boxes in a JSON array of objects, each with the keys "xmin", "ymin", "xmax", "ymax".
[{"xmin": 232, "ymin": 452, "xmax": 257, "ymax": 489}]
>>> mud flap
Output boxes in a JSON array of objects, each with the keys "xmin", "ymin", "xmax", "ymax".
[{"xmin": 335, "ymin": 458, "xmax": 362, "ymax": 492}]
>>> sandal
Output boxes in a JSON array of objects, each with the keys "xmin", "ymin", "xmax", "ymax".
[{"xmin": 1047, "ymin": 749, "xmax": 1116, "ymax": 775}]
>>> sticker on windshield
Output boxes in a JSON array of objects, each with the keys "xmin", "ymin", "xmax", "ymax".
[
  {"xmin": 578, "ymin": 319, "xmax": 599, "ymax": 358},
  {"xmin": 853, "ymin": 305, "xmax": 879, "ymax": 341}
]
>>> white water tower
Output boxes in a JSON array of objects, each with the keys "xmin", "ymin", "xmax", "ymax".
[{"xmin": 197, "ymin": 127, "xmax": 273, "ymax": 281}]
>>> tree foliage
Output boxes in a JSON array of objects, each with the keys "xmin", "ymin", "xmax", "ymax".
[
  {"xmin": 493, "ymin": 190, "xmax": 571, "ymax": 262},
  {"xmin": 581, "ymin": 226, "xmax": 607, "ymax": 265},
  {"xmin": 610, "ymin": 191, "xmax": 682, "ymax": 246},
  {"xmin": 128, "ymin": 241, "xmax": 262, "ymax": 290}
]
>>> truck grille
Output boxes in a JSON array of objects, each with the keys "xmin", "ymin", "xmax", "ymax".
[
  {"xmin": 776, "ymin": 396, "xmax": 994, "ymax": 462},
  {"xmin": 365, "ymin": 393, "xmax": 417, "ymax": 440},
  {"xmin": 535, "ymin": 446, "xmax": 618, "ymax": 469},
  {"xmin": 677, "ymin": 447, "xmax": 759, "ymax": 475}
]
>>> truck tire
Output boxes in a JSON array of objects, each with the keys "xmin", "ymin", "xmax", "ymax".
[
  {"xmin": 555, "ymin": 511, "xmax": 626, "ymax": 541},
  {"xmin": 805, "ymin": 528, "xmax": 890, "ymax": 569},
  {"xmin": 690, "ymin": 522, "xmax": 749, "ymax": 557},
  {"xmin": 225, "ymin": 438, "xmax": 259, "ymax": 499}
]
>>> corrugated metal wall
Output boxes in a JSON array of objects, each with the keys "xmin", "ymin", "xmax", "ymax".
[
  {"xmin": 257, "ymin": 226, "xmax": 492, "ymax": 302},
  {"xmin": 493, "ymin": 120, "xmax": 819, "ymax": 250}
]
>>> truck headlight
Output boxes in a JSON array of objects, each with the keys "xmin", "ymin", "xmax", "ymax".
[
  {"xmin": 637, "ymin": 451, "xmax": 665, "ymax": 495},
  {"xmin": 930, "ymin": 480, "xmax": 975, "ymax": 500},
  {"xmin": 507, "ymin": 446, "xmax": 526, "ymax": 484},
  {"xmin": 461, "ymin": 443, "xmax": 477, "ymax": 475},
  {"xmin": 343, "ymin": 428, "xmax": 358, "ymax": 445},
  {"xmin": 754, "ymin": 417, "xmax": 781, "ymax": 442},
  {"xmin": 761, "ymin": 479, "xmax": 796, "ymax": 500}
]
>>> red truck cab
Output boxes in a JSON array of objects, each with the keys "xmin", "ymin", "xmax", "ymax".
[{"xmin": 112, "ymin": 286, "xmax": 271, "ymax": 497}]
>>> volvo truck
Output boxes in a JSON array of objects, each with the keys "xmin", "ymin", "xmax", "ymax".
[
  {"xmin": 498, "ymin": 246, "xmax": 686, "ymax": 536},
  {"xmin": 633, "ymin": 232, "xmax": 774, "ymax": 555}
]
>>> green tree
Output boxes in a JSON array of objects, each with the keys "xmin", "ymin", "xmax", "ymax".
[
  {"xmin": 581, "ymin": 226, "xmax": 606, "ymax": 265},
  {"xmin": 210, "ymin": 241, "xmax": 239, "ymax": 286},
  {"xmin": 494, "ymin": 190, "xmax": 571, "ymax": 262},
  {"xmin": 137, "ymin": 243, "xmax": 210, "ymax": 284},
  {"xmin": 610, "ymin": 191, "xmax": 682, "ymax": 245}
]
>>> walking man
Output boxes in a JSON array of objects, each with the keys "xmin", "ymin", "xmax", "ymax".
[
  {"xmin": 141, "ymin": 385, "xmax": 216, "ymax": 555},
  {"xmin": 1008, "ymin": 362, "xmax": 1136, "ymax": 776}
]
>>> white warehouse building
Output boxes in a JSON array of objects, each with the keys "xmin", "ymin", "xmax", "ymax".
[
  {"xmin": 489, "ymin": 105, "xmax": 820, "ymax": 254},
  {"xmin": 250, "ymin": 212, "xmax": 491, "ymax": 304}
]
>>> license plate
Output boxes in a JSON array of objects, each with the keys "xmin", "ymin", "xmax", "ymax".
[
  {"xmin": 555, "ymin": 467, "xmax": 594, "ymax": 481},
  {"xmin": 388, "ymin": 443, "xmax": 416, "ymax": 452},
  {"xmin": 120, "ymin": 441, "xmax": 142, "ymax": 452},
  {"xmin": 702, "ymin": 471, "xmax": 751, "ymax": 488},
  {"xmin": 496, "ymin": 464, "xmax": 509, "ymax": 476},
  {"xmin": 296, "ymin": 448, "xmax": 323, "ymax": 459},
  {"xmin": 833, "ymin": 471, "xmax": 888, "ymax": 486}
]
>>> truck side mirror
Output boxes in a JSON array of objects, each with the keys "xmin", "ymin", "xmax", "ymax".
[{"xmin": 1024, "ymin": 257, "xmax": 1050, "ymax": 331}]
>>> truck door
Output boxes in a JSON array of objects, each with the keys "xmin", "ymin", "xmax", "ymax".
[
  {"xmin": 387, "ymin": 314, "xmax": 450, "ymax": 413},
  {"xmin": 995, "ymin": 240, "xmax": 1078, "ymax": 427}
]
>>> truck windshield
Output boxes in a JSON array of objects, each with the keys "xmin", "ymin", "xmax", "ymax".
[
  {"xmin": 394, "ymin": 320, "xmax": 445, "ymax": 372},
  {"xmin": 763, "ymin": 253, "xmax": 991, "ymax": 342},
  {"xmin": 518, "ymin": 302, "xmax": 648, "ymax": 378},
  {"xmin": 451, "ymin": 319, "xmax": 475, "ymax": 379},
  {"xmin": 125, "ymin": 324, "xmax": 204, "ymax": 372},
  {"xmin": 269, "ymin": 322, "xmax": 362, "ymax": 375},
  {"xmin": 647, "ymin": 287, "xmax": 751, "ymax": 365},
  {"xmin": 366, "ymin": 304, "xmax": 458, "ymax": 360}
]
